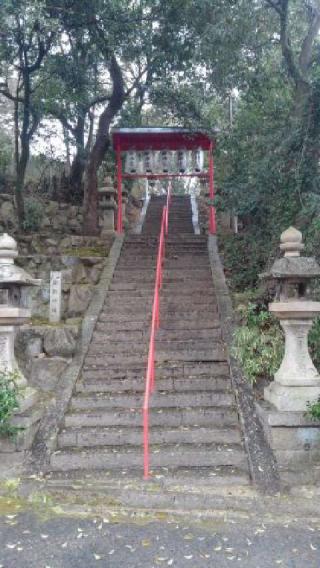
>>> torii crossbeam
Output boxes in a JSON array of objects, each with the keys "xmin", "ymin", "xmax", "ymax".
[{"xmin": 112, "ymin": 127, "xmax": 217, "ymax": 234}]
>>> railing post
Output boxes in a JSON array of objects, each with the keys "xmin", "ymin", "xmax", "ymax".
[
  {"xmin": 116, "ymin": 143, "xmax": 123, "ymax": 234},
  {"xmin": 143, "ymin": 198, "xmax": 171, "ymax": 479},
  {"xmin": 209, "ymin": 142, "xmax": 216, "ymax": 235},
  {"xmin": 143, "ymin": 407, "xmax": 149, "ymax": 479}
]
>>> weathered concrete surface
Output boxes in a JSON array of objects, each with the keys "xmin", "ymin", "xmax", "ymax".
[
  {"xmin": 208, "ymin": 235, "xmax": 280, "ymax": 493},
  {"xmin": 26, "ymin": 234, "xmax": 124, "ymax": 472},
  {"xmin": 49, "ymin": 197, "xmax": 248, "ymax": 482},
  {"xmin": 256, "ymin": 400, "xmax": 320, "ymax": 484},
  {"xmin": 1, "ymin": 479, "xmax": 320, "ymax": 568}
]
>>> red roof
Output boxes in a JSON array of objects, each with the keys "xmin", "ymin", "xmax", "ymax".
[{"xmin": 112, "ymin": 128, "xmax": 216, "ymax": 151}]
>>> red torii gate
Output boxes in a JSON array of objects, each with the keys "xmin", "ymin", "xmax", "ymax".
[{"xmin": 112, "ymin": 127, "xmax": 217, "ymax": 234}]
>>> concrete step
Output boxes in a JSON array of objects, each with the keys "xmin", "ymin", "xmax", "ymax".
[
  {"xmin": 118, "ymin": 260, "xmax": 209, "ymax": 268},
  {"xmin": 103, "ymin": 296, "xmax": 216, "ymax": 308},
  {"xmin": 82, "ymin": 361, "xmax": 230, "ymax": 377},
  {"xmin": 70, "ymin": 391, "xmax": 235, "ymax": 411},
  {"xmin": 76, "ymin": 376, "xmax": 232, "ymax": 393},
  {"xmin": 91, "ymin": 328, "xmax": 221, "ymax": 342},
  {"xmin": 64, "ymin": 406, "xmax": 238, "ymax": 428},
  {"xmin": 99, "ymin": 308, "xmax": 150, "ymax": 317},
  {"xmin": 158, "ymin": 319, "xmax": 220, "ymax": 330},
  {"xmin": 99, "ymin": 310, "xmax": 218, "ymax": 322},
  {"xmin": 95, "ymin": 321, "xmax": 149, "ymax": 332},
  {"xmin": 84, "ymin": 348, "xmax": 226, "ymax": 366},
  {"xmin": 89, "ymin": 339, "xmax": 223, "ymax": 353},
  {"xmin": 58, "ymin": 426, "xmax": 242, "ymax": 448},
  {"xmin": 85, "ymin": 354, "xmax": 146, "ymax": 366},
  {"xmin": 50, "ymin": 443, "xmax": 247, "ymax": 471},
  {"xmin": 98, "ymin": 313, "xmax": 150, "ymax": 323},
  {"xmin": 45, "ymin": 466, "xmax": 250, "ymax": 495},
  {"xmin": 87, "ymin": 343, "xmax": 148, "ymax": 355}
]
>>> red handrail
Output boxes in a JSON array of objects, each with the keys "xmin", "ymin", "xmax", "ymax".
[{"xmin": 143, "ymin": 186, "xmax": 171, "ymax": 479}]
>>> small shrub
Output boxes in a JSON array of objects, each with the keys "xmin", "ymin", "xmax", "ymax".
[
  {"xmin": 0, "ymin": 370, "xmax": 20, "ymax": 438},
  {"xmin": 219, "ymin": 233, "xmax": 273, "ymax": 291},
  {"xmin": 306, "ymin": 397, "xmax": 320, "ymax": 421},
  {"xmin": 232, "ymin": 302, "xmax": 284, "ymax": 383},
  {"xmin": 309, "ymin": 317, "xmax": 320, "ymax": 371},
  {"xmin": 22, "ymin": 198, "xmax": 44, "ymax": 232}
]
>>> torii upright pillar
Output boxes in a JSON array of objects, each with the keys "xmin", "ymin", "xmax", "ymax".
[
  {"xmin": 116, "ymin": 143, "xmax": 123, "ymax": 234},
  {"xmin": 209, "ymin": 142, "xmax": 216, "ymax": 235}
]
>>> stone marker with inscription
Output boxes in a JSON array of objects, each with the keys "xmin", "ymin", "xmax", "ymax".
[{"xmin": 49, "ymin": 271, "xmax": 62, "ymax": 323}]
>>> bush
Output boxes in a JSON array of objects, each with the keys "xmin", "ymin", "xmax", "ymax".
[
  {"xmin": 22, "ymin": 198, "xmax": 44, "ymax": 232},
  {"xmin": 0, "ymin": 370, "xmax": 20, "ymax": 438},
  {"xmin": 232, "ymin": 302, "xmax": 284, "ymax": 383},
  {"xmin": 309, "ymin": 317, "xmax": 320, "ymax": 371},
  {"xmin": 219, "ymin": 232, "xmax": 274, "ymax": 292},
  {"xmin": 307, "ymin": 397, "xmax": 320, "ymax": 421}
]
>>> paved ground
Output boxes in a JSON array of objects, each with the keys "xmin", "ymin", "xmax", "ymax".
[{"xmin": 0, "ymin": 505, "xmax": 319, "ymax": 567}]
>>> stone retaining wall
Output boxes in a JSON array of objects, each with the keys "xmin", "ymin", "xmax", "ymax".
[
  {"xmin": 0, "ymin": 194, "xmax": 84, "ymax": 234},
  {"xmin": 15, "ymin": 324, "xmax": 80, "ymax": 395},
  {"xmin": 17, "ymin": 254, "xmax": 107, "ymax": 320}
]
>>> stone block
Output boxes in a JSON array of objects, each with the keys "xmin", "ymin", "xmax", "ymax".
[
  {"xmin": 16, "ymin": 327, "xmax": 43, "ymax": 352},
  {"xmin": 256, "ymin": 399, "xmax": 320, "ymax": 478},
  {"xmin": 61, "ymin": 268, "xmax": 73, "ymax": 292},
  {"xmin": 43, "ymin": 327, "xmax": 77, "ymax": 357},
  {"xmin": 47, "ymin": 201, "xmax": 59, "ymax": 215},
  {"xmin": 0, "ymin": 201, "xmax": 16, "ymax": 226},
  {"xmin": 60, "ymin": 237, "xmax": 72, "ymax": 250},
  {"xmin": 265, "ymin": 381, "xmax": 320, "ymax": 411},
  {"xmin": 271, "ymin": 426, "xmax": 320, "ymax": 451},
  {"xmin": 68, "ymin": 284, "xmax": 92, "ymax": 317},
  {"xmin": 72, "ymin": 263, "xmax": 88, "ymax": 284},
  {"xmin": 30, "ymin": 357, "xmax": 68, "ymax": 392},
  {"xmin": 0, "ymin": 406, "xmax": 43, "ymax": 452},
  {"xmin": 88, "ymin": 266, "xmax": 102, "ymax": 284}
]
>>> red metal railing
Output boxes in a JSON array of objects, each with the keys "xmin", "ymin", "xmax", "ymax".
[{"xmin": 143, "ymin": 186, "xmax": 171, "ymax": 479}]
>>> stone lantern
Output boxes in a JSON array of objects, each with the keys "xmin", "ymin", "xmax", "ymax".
[
  {"xmin": 192, "ymin": 148, "xmax": 204, "ymax": 173},
  {"xmin": 143, "ymin": 150, "xmax": 154, "ymax": 173},
  {"xmin": 125, "ymin": 150, "xmax": 138, "ymax": 174},
  {"xmin": 160, "ymin": 150, "xmax": 172, "ymax": 173},
  {"xmin": 0, "ymin": 233, "xmax": 42, "ymax": 449},
  {"xmin": 98, "ymin": 176, "xmax": 117, "ymax": 234},
  {"xmin": 177, "ymin": 149, "xmax": 189, "ymax": 173},
  {"xmin": 262, "ymin": 226, "xmax": 320, "ymax": 411}
]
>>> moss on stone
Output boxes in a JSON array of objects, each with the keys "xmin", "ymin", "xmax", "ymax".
[{"xmin": 62, "ymin": 246, "xmax": 107, "ymax": 257}]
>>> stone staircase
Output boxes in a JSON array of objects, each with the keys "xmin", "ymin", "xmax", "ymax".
[{"xmin": 50, "ymin": 196, "xmax": 249, "ymax": 484}]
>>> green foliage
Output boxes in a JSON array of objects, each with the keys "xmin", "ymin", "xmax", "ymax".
[
  {"xmin": 309, "ymin": 318, "xmax": 320, "ymax": 371},
  {"xmin": 306, "ymin": 397, "xmax": 320, "ymax": 421},
  {"xmin": 22, "ymin": 198, "xmax": 44, "ymax": 232},
  {"xmin": 0, "ymin": 370, "xmax": 20, "ymax": 438},
  {"xmin": 219, "ymin": 232, "xmax": 274, "ymax": 291},
  {"xmin": 0, "ymin": 131, "xmax": 12, "ymax": 184},
  {"xmin": 232, "ymin": 302, "xmax": 284, "ymax": 384}
]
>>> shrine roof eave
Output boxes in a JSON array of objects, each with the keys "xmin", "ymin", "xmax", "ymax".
[{"xmin": 112, "ymin": 127, "xmax": 217, "ymax": 151}]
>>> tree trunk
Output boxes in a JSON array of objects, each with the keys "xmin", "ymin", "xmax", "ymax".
[
  {"xmin": 15, "ymin": 148, "xmax": 28, "ymax": 229},
  {"xmin": 83, "ymin": 155, "xmax": 100, "ymax": 234},
  {"xmin": 68, "ymin": 152, "xmax": 86, "ymax": 202},
  {"xmin": 82, "ymin": 55, "xmax": 124, "ymax": 234}
]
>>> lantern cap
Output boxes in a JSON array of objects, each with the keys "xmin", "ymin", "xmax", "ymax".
[
  {"xmin": 0, "ymin": 233, "xmax": 41, "ymax": 286},
  {"xmin": 0, "ymin": 233, "xmax": 18, "ymax": 261},
  {"xmin": 260, "ymin": 226, "xmax": 320, "ymax": 281},
  {"xmin": 280, "ymin": 226, "xmax": 304, "ymax": 257}
]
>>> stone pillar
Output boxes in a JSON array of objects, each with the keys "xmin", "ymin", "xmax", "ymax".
[
  {"xmin": 98, "ymin": 176, "xmax": 116, "ymax": 235},
  {"xmin": 263, "ymin": 227, "xmax": 320, "ymax": 411},
  {"xmin": 122, "ymin": 187, "xmax": 129, "ymax": 226},
  {"xmin": 257, "ymin": 227, "xmax": 320, "ymax": 481},
  {"xmin": 0, "ymin": 233, "xmax": 42, "ymax": 452}
]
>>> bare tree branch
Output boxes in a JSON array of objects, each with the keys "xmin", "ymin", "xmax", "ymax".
[
  {"xmin": 265, "ymin": 0, "xmax": 283, "ymax": 15},
  {"xmin": 299, "ymin": 4, "xmax": 320, "ymax": 73}
]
